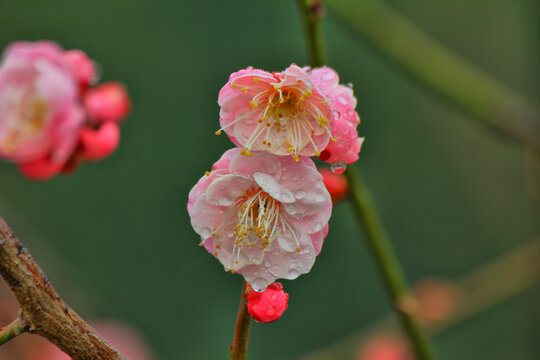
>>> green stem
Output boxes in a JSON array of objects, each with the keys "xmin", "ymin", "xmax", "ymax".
[
  {"xmin": 295, "ymin": 0, "xmax": 326, "ymax": 67},
  {"xmin": 346, "ymin": 165, "xmax": 437, "ymax": 360},
  {"xmin": 325, "ymin": 0, "xmax": 540, "ymax": 150},
  {"xmin": 0, "ymin": 317, "xmax": 27, "ymax": 346},
  {"xmin": 295, "ymin": 3, "xmax": 438, "ymax": 358},
  {"xmin": 230, "ymin": 282, "xmax": 252, "ymax": 360}
]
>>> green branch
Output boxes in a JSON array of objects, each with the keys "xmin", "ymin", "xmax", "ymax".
[
  {"xmin": 326, "ymin": 0, "xmax": 540, "ymax": 150},
  {"xmin": 0, "ymin": 317, "xmax": 27, "ymax": 346},
  {"xmin": 295, "ymin": 2, "xmax": 438, "ymax": 359},
  {"xmin": 296, "ymin": 0, "xmax": 327, "ymax": 67},
  {"xmin": 346, "ymin": 165, "xmax": 438, "ymax": 359},
  {"xmin": 230, "ymin": 281, "xmax": 252, "ymax": 360}
]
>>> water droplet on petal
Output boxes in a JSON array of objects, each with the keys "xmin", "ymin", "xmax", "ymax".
[
  {"xmin": 331, "ymin": 161, "xmax": 346, "ymax": 174},
  {"xmin": 200, "ymin": 227, "xmax": 212, "ymax": 239},
  {"xmin": 218, "ymin": 196, "xmax": 233, "ymax": 206},
  {"xmin": 284, "ymin": 203, "xmax": 297, "ymax": 215},
  {"xmin": 264, "ymin": 159, "xmax": 278, "ymax": 174},
  {"xmin": 314, "ymin": 194, "xmax": 325, "ymax": 203},
  {"xmin": 286, "ymin": 268, "xmax": 300, "ymax": 279},
  {"xmin": 251, "ymin": 278, "xmax": 268, "ymax": 292},
  {"xmin": 280, "ymin": 192, "xmax": 295, "ymax": 203},
  {"xmin": 313, "ymin": 222, "xmax": 323, "ymax": 232},
  {"xmin": 322, "ymin": 73, "xmax": 334, "ymax": 81},
  {"xmin": 295, "ymin": 191, "xmax": 306, "ymax": 199}
]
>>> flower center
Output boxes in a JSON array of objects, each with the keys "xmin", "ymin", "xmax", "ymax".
[
  {"xmin": 209, "ymin": 186, "xmax": 301, "ymax": 266},
  {"xmin": 217, "ymin": 78, "xmax": 335, "ymax": 161},
  {"xmin": 1, "ymin": 87, "xmax": 49, "ymax": 153}
]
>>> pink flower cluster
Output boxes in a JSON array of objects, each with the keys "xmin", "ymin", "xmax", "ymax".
[
  {"xmin": 0, "ymin": 41, "xmax": 130, "ymax": 180},
  {"xmin": 188, "ymin": 64, "xmax": 363, "ymax": 299}
]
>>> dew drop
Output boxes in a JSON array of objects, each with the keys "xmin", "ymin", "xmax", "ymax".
[
  {"xmin": 338, "ymin": 96, "xmax": 348, "ymax": 105},
  {"xmin": 264, "ymin": 159, "xmax": 278, "ymax": 174},
  {"xmin": 280, "ymin": 192, "xmax": 295, "ymax": 203},
  {"xmin": 286, "ymin": 268, "xmax": 300, "ymax": 279},
  {"xmin": 295, "ymin": 191, "xmax": 306, "ymax": 199},
  {"xmin": 314, "ymin": 194, "xmax": 325, "ymax": 203},
  {"xmin": 251, "ymin": 278, "xmax": 268, "ymax": 292},
  {"xmin": 218, "ymin": 196, "xmax": 233, "ymax": 206},
  {"xmin": 200, "ymin": 227, "xmax": 212, "ymax": 239},
  {"xmin": 322, "ymin": 72, "xmax": 334, "ymax": 81},
  {"xmin": 284, "ymin": 204, "xmax": 297, "ymax": 215},
  {"xmin": 331, "ymin": 161, "xmax": 346, "ymax": 174}
]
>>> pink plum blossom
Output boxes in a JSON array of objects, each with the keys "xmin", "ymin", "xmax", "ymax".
[
  {"xmin": 308, "ymin": 66, "xmax": 364, "ymax": 165},
  {"xmin": 0, "ymin": 41, "xmax": 131, "ymax": 180},
  {"xmin": 188, "ymin": 148, "xmax": 331, "ymax": 291},
  {"xmin": 0, "ymin": 41, "xmax": 84, "ymax": 166},
  {"xmin": 217, "ymin": 65, "xmax": 335, "ymax": 162}
]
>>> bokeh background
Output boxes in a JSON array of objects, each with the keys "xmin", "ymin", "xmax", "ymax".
[{"xmin": 0, "ymin": 0, "xmax": 538, "ymax": 359}]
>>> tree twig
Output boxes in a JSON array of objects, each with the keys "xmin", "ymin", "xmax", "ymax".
[
  {"xmin": 0, "ymin": 214, "xmax": 125, "ymax": 359},
  {"xmin": 296, "ymin": 0, "xmax": 327, "ymax": 67},
  {"xmin": 0, "ymin": 317, "xmax": 27, "ymax": 346},
  {"xmin": 230, "ymin": 281, "xmax": 252, "ymax": 360}
]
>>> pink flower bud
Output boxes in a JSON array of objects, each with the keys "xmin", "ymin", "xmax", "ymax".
[
  {"xmin": 84, "ymin": 82, "xmax": 131, "ymax": 124},
  {"xmin": 62, "ymin": 49, "xmax": 96, "ymax": 88},
  {"xmin": 79, "ymin": 122, "xmax": 120, "ymax": 161},
  {"xmin": 18, "ymin": 157, "xmax": 63, "ymax": 181},
  {"xmin": 319, "ymin": 167, "xmax": 349, "ymax": 203},
  {"xmin": 246, "ymin": 282, "xmax": 289, "ymax": 323}
]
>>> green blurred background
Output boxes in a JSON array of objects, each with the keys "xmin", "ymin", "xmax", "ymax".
[{"xmin": 0, "ymin": 0, "xmax": 538, "ymax": 359}]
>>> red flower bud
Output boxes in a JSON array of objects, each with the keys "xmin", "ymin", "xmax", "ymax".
[
  {"xmin": 62, "ymin": 49, "xmax": 96, "ymax": 88},
  {"xmin": 246, "ymin": 282, "xmax": 289, "ymax": 323},
  {"xmin": 84, "ymin": 82, "xmax": 131, "ymax": 124},
  {"xmin": 79, "ymin": 122, "xmax": 120, "ymax": 161},
  {"xmin": 319, "ymin": 167, "xmax": 349, "ymax": 203},
  {"xmin": 18, "ymin": 157, "xmax": 62, "ymax": 181}
]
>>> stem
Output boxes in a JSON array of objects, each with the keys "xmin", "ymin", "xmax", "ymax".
[
  {"xmin": 346, "ymin": 165, "xmax": 437, "ymax": 359},
  {"xmin": 295, "ymin": 0, "xmax": 326, "ymax": 67},
  {"xmin": 230, "ymin": 281, "xmax": 252, "ymax": 360},
  {"xmin": 295, "ymin": 2, "xmax": 438, "ymax": 359},
  {"xmin": 0, "ymin": 214, "xmax": 125, "ymax": 359},
  {"xmin": 0, "ymin": 317, "xmax": 27, "ymax": 345},
  {"xmin": 325, "ymin": 0, "xmax": 540, "ymax": 150}
]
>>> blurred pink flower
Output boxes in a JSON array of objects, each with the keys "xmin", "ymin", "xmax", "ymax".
[
  {"xmin": 246, "ymin": 282, "xmax": 289, "ymax": 323},
  {"xmin": 0, "ymin": 41, "xmax": 131, "ymax": 180},
  {"xmin": 309, "ymin": 67, "xmax": 363, "ymax": 165},
  {"xmin": 188, "ymin": 148, "xmax": 331, "ymax": 291},
  {"xmin": 218, "ymin": 65, "xmax": 334, "ymax": 162},
  {"xmin": 0, "ymin": 41, "xmax": 84, "ymax": 167},
  {"xmin": 358, "ymin": 333, "xmax": 412, "ymax": 360}
]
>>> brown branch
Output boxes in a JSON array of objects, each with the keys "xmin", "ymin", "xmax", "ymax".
[{"xmin": 0, "ymin": 214, "xmax": 125, "ymax": 360}]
